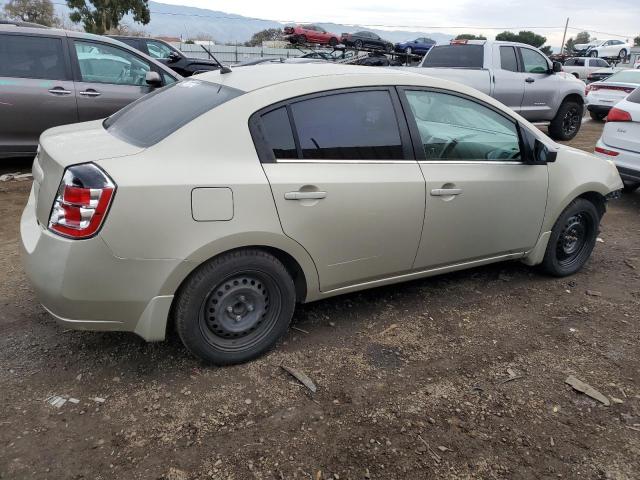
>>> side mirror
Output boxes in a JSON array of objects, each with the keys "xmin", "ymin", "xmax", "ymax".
[
  {"xmin": 552, "ymin": 61, "xmax": 563, "ymax": 73},
  {"xmin": 168, "ymin": 51, "xmax": 181, "ymax": 62},
  {"xmin": 534, "ymin": 138, "xmax": 557, "ymax": 163},
  {"xmin": 145, "ymin": 71, "xmax": 162, "ymax": 88},
  {"xmin": 520, "ymin": 124, "xmax": 557, "ymax": 164}
]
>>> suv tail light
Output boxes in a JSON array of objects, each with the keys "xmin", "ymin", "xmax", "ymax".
[
  {"xmin": 606, "ymin": 107, "xmax": 632, "ymax": 122},
  {"xmin": 48, "ymin": 163, "xmax": 116, "ymax": 239}
]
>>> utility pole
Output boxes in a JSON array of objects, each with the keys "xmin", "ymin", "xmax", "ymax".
[{"xmin": 560, "ymin": 18, "xmax": 569, "ymax": 54}]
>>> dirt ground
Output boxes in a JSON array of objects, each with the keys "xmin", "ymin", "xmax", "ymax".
[{"xmin": 1, "ymin": 120, "xmax": 639, "ymax": 480}]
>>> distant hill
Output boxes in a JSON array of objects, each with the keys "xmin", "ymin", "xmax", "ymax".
[{"xmin": 0, "ymin": 0, "xmax": 453, "ymax": 44}]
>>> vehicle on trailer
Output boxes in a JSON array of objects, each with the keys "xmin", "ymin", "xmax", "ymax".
[
  {"xmin": 341, "ymin": 31, "xmax": 394, "ymax": 52},
  {"xmin": 594, "ymin": 87, "xmax": 640, "ymax": 192},
  {"xmin": 574, "ymin": 39, "xmax": 631, "ymax": 59},
  {"xmin": 0, "ymin": 23, "xmax": 179, "ymax": 159},
  {"xmin": 562, "ymin": 57, "xmax": 611, "ymax": 80},
  {"xmin": 395, "ymin": 38, "xmax": 436, "ymax": 56},
  {"xmin": 586, "ymin": 69, "xmax": 640, "ymax": 120},
  {"xmin": 21, "ymin": 64, "xmax": 622, "ymax": 365},
  {"xmin": 355, "ymin": 53, "xmax": 402, "ymax": 67},
  {"xmin": 108, "ymin": 36, "xmax": 220, "ymax": 76},
  {"xmin": 284, "ymin": 25, "xmax": 340, "ymax": 47},
  {"xmin": 403, "ymin": 39, "xmax": 587, "ymax": 140}
]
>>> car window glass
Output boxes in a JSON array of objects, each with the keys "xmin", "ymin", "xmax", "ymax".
[
  {"xmin": 404, "ymin": 90, "xmax": 521, "ymax": 161},
  {"xmin": 627, "ymin": 87, "xmax": 640, "ymax": 104},
  {"xmin": 75, "ymin": 40, "xmax": 150, "ymax": 86},
  {"xmin": 260, "ymin": 107, "xmax": 297, "ymax": 159},
  {"xmin": 605, "ymin": 71, "xmax": 640, "ymax": 83},
  {"xmin": 0, "ymin": 35, "xmax": 66, "ymax": 80},
  {"xmin": 104, "ymin": 80, "xmax": 243, "ymax": 147},
  {"xmin": 146, "ymin": 40, "xmax": 174, "ymax": 59},
  {"xmin": 575, "ymin": 58, "xmax": 585, "ymax": 66},
  {"xmin": 565, "ymin": 59, "xmax": 576, "ymax": 66},
  {"xmin": 290, "ymin": 90, "xmax": 404, "ymax": 160},
  {"xmin": 596, "ymin": 59, "xmax": 609, "ymax": 67},
  {"xmin": 520, "ymin": 48, "xmax": 548, "ymax": 74},
  {"xmin": 422, "ymin": 45, "xmax": 484, "ymax": 68},
  {"xmin": 500, "ymin": 46, "xmax": 518, "ymax": 72}
]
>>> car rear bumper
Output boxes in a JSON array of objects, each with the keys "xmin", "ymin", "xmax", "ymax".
[
  {"xmin": 20, "ymin": 186, "xmax": 180, "ymax": 341},
  {"xmin": 595, "ymin": 139, "xmax": 640, "ymax": 185},
  {"xmin": 587, "ymin": 105, "xmax": 612, "ymax": 115}
]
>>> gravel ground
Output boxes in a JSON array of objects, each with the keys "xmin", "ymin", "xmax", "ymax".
[{"xmin": 1, "ymin": 119, "xmax": 639, "ymax": 480}]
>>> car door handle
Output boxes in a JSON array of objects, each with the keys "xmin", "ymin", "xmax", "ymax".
[
  {"xmin": 79, "ymin": 90, "xmax": 101, "ymax": 97},
  {"xmin": 430, "ymin": 188, "xmax": 462, "ymax": 196},
  {"xmin": 48, "ymin": 87, "xmax": 72, "ymax": 95},
  {"xmin": 284, "ymin": 191, "xmax": 327, "ymax": 200},
  {"xmin": 525, "ymin": 77, "xmax": 535, "ymax": 83}
]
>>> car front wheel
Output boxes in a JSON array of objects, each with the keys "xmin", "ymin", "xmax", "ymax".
[
  {"xmin": 174, "ymin": 249, "xmax": 296, "ymax": 365},
  {"xmin": 354, "ymin": 39, "xmax": 363, "ymax": 49},
  {"xmin": 548, "ymin": 100, "xmax": 583, "ymax": 140},
  {"xmin": 590, "ymin": 50, "xmax": 598, "ymax": 57},
  {"xmin": 619, "ymin": 49, "xmax": 627, "ymax": 59},
  {"xmin": 541, "ymin": 198, "xmax": 601, "ymax": 277}
]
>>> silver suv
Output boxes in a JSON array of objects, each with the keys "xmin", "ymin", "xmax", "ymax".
[{"xmin": 0, "ymin": 22, "xmax": 180, "ymax": 158}]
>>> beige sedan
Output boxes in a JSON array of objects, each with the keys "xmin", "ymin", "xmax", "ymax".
[{"xmin": 21, "ymin": 65, "xmax": 623, "ymax": 364}]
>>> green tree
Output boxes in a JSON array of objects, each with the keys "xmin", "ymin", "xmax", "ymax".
[
  {"xmin": 244, "ymin": 28, "xmax": 283, "ymax": 47},
  {"xmin": 496, "ymin": 30, "xmax": 552, "ymax": 56},
  {"xmin": 564, "ymin": 31, "xmax": 591, "ymax": 54},
  {"xmin": 66, "ymin": 0, "xmax": 150, "ymax": 34},
  {"xmin": 454, "ymin": 34, "xmax": 486, "ymax": 41},
  {"xmin": 3, "ymin": 0, "xmax": 59, "ymax": 26}
]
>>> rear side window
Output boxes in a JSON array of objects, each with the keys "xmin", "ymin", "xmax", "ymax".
[
  {"xmin": 104, "ymin": 80, "xmax": 243, "ymax": 147},
  {"xmin": 500, "ymin": 46, "xmax": 518, "ymax": 72},
  {"xmin": 422, "ymin": 45, "xmax": 484, "ymax": 68},
  {"xmin": 0, "ymin": 35, "xmax": 67, "ymax": 80},
  {"xmin": 260, "ymin": 107, "xmax": 297, "ymax": 159},
  {"xmin": 289, "ymin": 90, "xmax": 404, "ymax": 160},
  {"xmin": 627, "ymin": 87, "xmax": 640, "ymax": 104}
]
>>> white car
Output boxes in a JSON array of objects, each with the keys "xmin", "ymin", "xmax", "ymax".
[
  {"xmin": 563, "ymin": 57, "xmax": 610, "ymax": 80},
  {"xmin": 595, "ymin": 87, "xmax": 640, "ymax": 192},
  {"xmin": 574, "ymin": 39, "xmax": 631, "ymax": 59},
  {"xmin": 586, "ymin": 69, "xmax": 640, "ymax": 120}
]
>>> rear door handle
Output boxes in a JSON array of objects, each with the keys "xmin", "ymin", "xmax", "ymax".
[
  {"xmin": 525, "ymin": 77, "xmax": 535, "ymax": 83},
  {"xmin": 284, "ymin": 191, "xmax": 327, "ymax": 200},
  {"xmin": 430, "ymin": 188, "xmax": 462, "ymax": 196},
  {"xmin": 48, "ymin": 87, "xmax": 72, "ymax": 95},
  {"xmin": 79, "ymin": 90, "xmax": 101, "ymax": 97}
]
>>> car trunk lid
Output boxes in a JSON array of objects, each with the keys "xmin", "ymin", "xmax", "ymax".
[{"xmin": 602, "ymin": 100, "xmax": 640, "ymax": 152}]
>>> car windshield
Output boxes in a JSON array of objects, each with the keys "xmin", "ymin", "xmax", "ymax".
[
  {"xmin": 604, "ymin": 71, "xmax": 640, "ymax": 84},
  {"xmin": 104, "ymin": 79, "xmax": 243, "ymax": 148},
  {"xmin": 422, "ymin": 45, "xmax": 484, "ymax": 68}
]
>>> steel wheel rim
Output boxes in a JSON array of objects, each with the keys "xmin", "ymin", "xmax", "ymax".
[
  {"xmin": 199, "ymin": 271, "xmax": 282, "ymax": 353},
  {"xmin": 556, "ymin": 213, "xmax": 592, "ymax": 268},
  {"xmin": 562, "ymin": 106, "xmax": 580, "ymax": 136}
]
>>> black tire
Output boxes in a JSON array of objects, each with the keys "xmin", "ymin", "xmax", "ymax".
[
  {"xmin": 174, "ymin": 249, "xmax": 296, "ymax": 365},
  {"xmin": 329, "ymin": 37, "xmax": 338, "ymax": 47},
  {"xmin": 548, "ymin": 100, "xmax": 583, "ymax": 140},
  {"xmin": 298, "ymin": 35, "xmax": 307, "ymax": 45},
  {"xmin": 590, "ymin": 111, "xmax": 606, "ymax": 121},
  {"xmin": 541, "ymin": 199, "xmax": 601, "ymax": 277},
  {"xmin": 385, "ymin": 43, "xmax": 393, "ymax": 53},
  {"xmin": 354, "ymin": 39, "xmax": 363, "ymax": 49},
  {"xmin": 623, "ymin": 182, "xmax": 640, "ymax": 193},
  {"xmin": 590, "ymin": 50, "xmax": 598, "ymax": 57},
  {"xmin": 619, "ymin": 49, "xmax": 627, "ymax": 59},
  {"xmin": 572, "ymin": 72, "xmax": 580, "ymax": 79}
]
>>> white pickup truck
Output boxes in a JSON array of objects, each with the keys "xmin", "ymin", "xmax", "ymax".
[
  {"xmin": 563, "ymin": 57, "xmax": 611, "ymax": 80},
  {"xmin": 404, "ymin": 40, "xmax": 587, "ymax": 140}
]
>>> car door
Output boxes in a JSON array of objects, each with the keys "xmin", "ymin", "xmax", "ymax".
[
  {"xmin": 518, "ymin": 47, "xmax": 557, "ymax": 121},
  {"xmin": 253, "ymin": 88, "xmax": 426, "ymax": 292},
  {"xmin": 493, "ymin": 45, "xmax": 525, "ymax": 113},
  {"xmin": 0, "ymin": 33, "xmax": 77, "ymax": 156},
  {"xmin": 398, "ymin": 88, "xmax": 548, "ymax": 269},
  {"xmin": 70, "ymin": 39, "xmax": 156, "ymax": 121}
]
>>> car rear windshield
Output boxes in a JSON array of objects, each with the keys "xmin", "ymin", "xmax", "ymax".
[
  {"xmin": 422, "ymin": 45, "xmax": 484, "ymax": 68},
  {"xmin": 627, "ymin": 87, "xmax": 640, "ymax": 104},
  {"xmin": 104, "ymin": 79, "xmax": 243, "ymax": 147}
]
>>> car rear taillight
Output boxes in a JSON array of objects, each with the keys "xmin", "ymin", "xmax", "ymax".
[
  {"xmin": 595, "ymin": 146, "xmax": 619, "ymax": 156},
  {"xmin": 48, "ymin": 163, "xmax": 115, "ymax": 239},
  {"xmin": 606, "ymin": 107, "xmax": 632, "ymax": 122}
]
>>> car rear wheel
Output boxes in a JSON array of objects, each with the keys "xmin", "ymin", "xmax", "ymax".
[
  {"xmin": 590, "ymin": 111, "xmax": 606, "ymax": 121},
  {"xmin": 298, "ymin": 35, "xmax": 307, "ymax": 44},
  {"xmin": 619, "ymin": 49, "xmax": 627, "ymax": 59},
  {"xmin": 174, "ymin": 249, "xmax": 296, "ymax": 365},
  {"xmin": 385, "ymin": 44, "xmax": 393, "ymax": 53},
  {"xmin": 354, "ymin": 39, "xmax": 363, "ymax": 49},
  {"xmin": 405, "ymin": 47, "xmax": 412, "ymax": 55},
  {"xmin": 541, "ymin": 198, "xmax": 600, "ymax": 277},
  {"xmin": 548, "ymin": 100, "xmax": 583, "ymax": 140},
  {"xmin": 590, "ymin": 50, "xmax": 598, "ymax": 57}
]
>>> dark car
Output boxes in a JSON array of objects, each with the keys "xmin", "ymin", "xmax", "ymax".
[
  {"xmin": 341, "ymin": 31, "xmax": 393, "ymax": 52},
  {"xmin": 355, "ymin": 53, "xmax": 402, "ymax": 67},
  {"xmin": 108, "ymin": 36, "xmax": 220, "ymax": 77},
  {"xmin": 395, "ymin": 37, "xmax": 436, "ymax": 55}
]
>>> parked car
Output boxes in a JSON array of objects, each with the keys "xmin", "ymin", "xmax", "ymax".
[
  {"xmin": 21, "ymin": 64, "xmax": 622, "ymax": 364},
  {"xmin": 108, "ymin": 36, "xmax": 220, "ymax": 76},
  {"xmin": 395, "ymin": 37, "xmax": 436, "ymax": 55},
  {"xmin": 562, "ymin": 57, "xmax": 610, "ymax": 80},
  {"xmin": 283, "ymin": 24, "xmax": 340, "ymax": 47},
  {"xmin": 404, "ymin": 39, "xmax": 587, "ymax": 140},
  {"xmin": 586, "ymin": 69, "xmax": 640, "ymax": 120},
  {"xmin": 341, "ymin": 31, "xmax": 393, "ymax": 52},
  {"xmin": 587, "ymin": 66, "xmax": 618, "ymax": 83},
  {"xmin": 0, "ymin": 23, "xmax": 180, "ymax": 159},
  {"xmin": 594, "ymin": 87, "xmax": 640, "ymax": 192},
  {"xmin": 574, "ymin": 39, "xmax": 631, "ymax": 59}
]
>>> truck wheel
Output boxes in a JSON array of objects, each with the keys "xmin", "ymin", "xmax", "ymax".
[
  {"xmin": 549, "ymin": 100, "xmax": 583, "ymax": 141},
  {"xmin": 590, "ymin": 111, "xmax": 606, "ymax": 121},
  {"xmin": 540, "ymin": 198, "xmax": 600, "ymax": 277},
  {"xmin": 174, "ymin": 249, "xmax": 296, "ymax": 365}
]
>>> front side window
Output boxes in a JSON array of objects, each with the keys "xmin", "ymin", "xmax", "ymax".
[
  {"xmin": 0, "ymin": 35, "xmax": 66, "ymax": 80},
  {"xmin": 500, "ymin": 46, "xmax": 518, "ymax": 72},
  {"xmin": 74, "ymin": 40, "xmax": 150, "ymax": 86},
  {"xmin": 520, "ymin": 48, "xmax": 549, "ymax": 74},
  {"xmin": 404, "ymin": 90, "xmax": 521, "ymax": 161},
  {"xmin": 146, "ymin": 40, "xmax": 174, "ymax": 59},
  {"xmin": 289, "ymin": 90, "xmax": 404, "ymax": 160}
]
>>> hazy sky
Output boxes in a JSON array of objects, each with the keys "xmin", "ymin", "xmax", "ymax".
[{"xmin": 158, "ymin": 0, "xmax": 639, "ymax": 46}]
